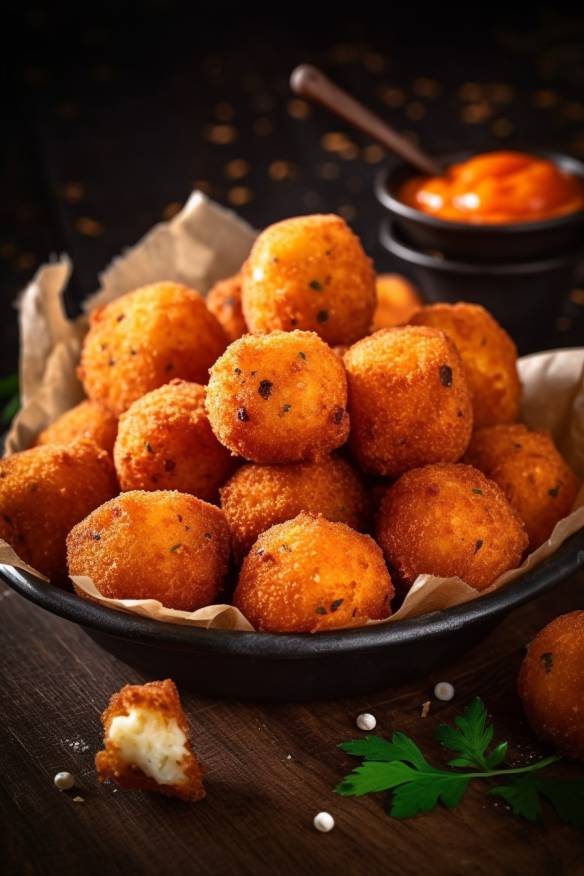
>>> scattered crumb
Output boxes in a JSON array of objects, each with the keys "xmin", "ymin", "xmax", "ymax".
[
  {"xmin": 356, "ymin": 713, "xmax": 377, "ymax": 731},
  {"xmin": 54, "ymin": 771, "xmax": 75, "ymax": 790},
  {"xmin": 313, "ymin": 811, "xmax": 335, "ymax": 832},
  {"xmin": 72, "ymin": 796, "xmax": 85, "ymax": 803},
  {"xmin": 434, "ymin": 681, "xmax": 455, "ymax": 702},
  {"xmin": 286, "ymin": 754, "xmax": 292, "ymax": 760},
  {"xmin": 421, "ymin": 700, "xmax": 431, "ymax": 718},
  {"xmin": 63, "ymin": 737, "xmax": 90, "ymax": 754}
]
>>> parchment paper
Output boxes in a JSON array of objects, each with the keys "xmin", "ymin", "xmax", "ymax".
[{"xmin": 1, "ymin": 190, "xmax": 583, "ymax": 632}]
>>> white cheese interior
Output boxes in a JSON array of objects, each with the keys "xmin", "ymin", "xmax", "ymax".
[{"xmin": 109, "ymin": 707, "xmax": 188, "ymax": 785}]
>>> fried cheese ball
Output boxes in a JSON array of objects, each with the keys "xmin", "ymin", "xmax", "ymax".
[
  {"xmin": 372, "ymin": 274, "xmax": 421, "ymax": 330},
  {"xmin": 114, "ymin": 380, "xmax": 236, "ymax": 500},
  {"xmin": 234, "ymin": 512, "xmax": 393, "ymax": 632},
  {"xmin": 206, "ymin": 271, "xmax": 247, "ymax": 341},
  {"xmin": 409, "ymin": 302, "xmax": 520, "ymax": 427},
  {"xmin": 79, "ymin": 282, "xmax": 228, "ymax": 415},
  {"xmin": 220, "ymin": 454, "xmax": 370, "ymax": 562},
  {"xmin": 241, "ymin": 215, "xmax": 376, "ymax": 345},
  {"xmin": 0, "ymin": 439, "xmax": 117, "ymax": 582},
  {"xmin": 376, "ymin": 463, "xmax": 528, "ymax": 591},
  {"xmin": 95, "ymin": 679, "xmax": 205, "ymax": 801},
  {"xmin": 206, "ymin": 330, "xmax": 349, "ymax": 464},
  {"xmin": 67, "ymin": 490, "xmax": 230, "ymax": 611},
  {"xmin": 465, "ymin": 424, "xmax": 579, "ymax": 549},
  {"xmin": 344, "ymin": 326, "xmax": 473, "ymax": 477},
  {"xmin": 518, "ymin": 612, "xmax": 584, "ymax": 761},
  {"xmin": 35, "ymin": 400, "xmax": 118, "ymax": 456}
]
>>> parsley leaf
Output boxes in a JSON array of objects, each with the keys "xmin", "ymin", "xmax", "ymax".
[
  {"xmin": 339, "ymin": 732, "xmax": 429, "ymax": 767},
  {"xmin": 436, "ymin": 698, "xmax": 494, "ymax": 770},
  {"xmin": 335, "ymin": 699, "xmax": 584, "ymax": 827},
  {"xmin": 0, "ymin": 374, "xmax": 18, "ymax": 398},
  {"xmin": 1, "ymin": 393, "xmax": 19, "ymax": 426},
  {"xmin": 490, "ymin": 774, "xmax": 542, "ymax": 822},
  {"xmin": 491, "ymin": 776, "xmax": 584, "ymax": 828},
  {"xmin": 391, "ymin": 774, "xmax": 470, "ymax": 819},
  {"xmin": 335, "ymin": 756, "xmax": 471, "ymax": 817},
  {"xmin": 339, "ymin": 735, "xmax": 399, "ymax": 762},
  {"xmin": 0, "ymin": 373, "xmax": 18, "ymax": 426}
]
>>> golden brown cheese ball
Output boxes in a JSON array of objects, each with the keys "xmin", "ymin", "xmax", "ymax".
[
  {"xmin": 409, "ymin": 302, "xmax": 520, "ymax": 427},
  {"xmin": 372, "ymin": 274, "xmax": 421, "ymax": 330},
  {"xmin": 220, "ymin": 454, "xmax": 370, "ymax": 562},
  {"xmin": 95, "ymin": 679, "xmax": 205, "ymax": 801},
  {"xmin": 206, "ymin": 330, "xmax": 349, "ymax": 464},
  {"xmin": 518, "ymin": 612, "xmax": 584, "ymax": 761},
  {"xmin": 206, "ymin": 271, "xmax": 247, "ymax": 341},
  {"xmin": 35, "ymin": 400, "xmax": 118, "ymax": 456},
  {"xmin": 79, "ymin": 282, "xmax": 228, "ymax": 415},
  {"xmin": 67, "ymin": 490, "xmax": 230, "ymax": 611},
  {"xmin": 465, "ymin": 424, "xmax": 579, "ymax": 549},
  {"xmin": 376, "ymin": 463, "xmax": 528, "ymax": 591},
  {"xmin": 0, "ymin": 439, "xmax": 117, "ymax": 583},
  {"xmin": 241, "ymin": 215, "xmax": 376, "ymax": 345},
  {"xmin": 345, "ymin": 326, "xmax": 473, "ymax": 477},
  {"xmin": 234, "ymin": 512, "xmax": 393, "ymax": 632},
  {"xmin": 114, "ymin": 380, "xmax": 236, "ymax": 501}
]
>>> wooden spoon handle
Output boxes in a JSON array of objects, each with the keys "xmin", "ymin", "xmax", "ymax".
[{"xmin": 290, "ymin": 64, "xmax": 442, "ymax": 177}]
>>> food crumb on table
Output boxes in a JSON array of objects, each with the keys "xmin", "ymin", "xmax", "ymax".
[
  {"xmin": 421, "ymin": 700, "xmax": 431, "ymax": 718},
  {"xmin": 313, "ymin": 812, "xmax": 335, "ymax": 832},
  {"xmin": 54, "ymin": 771, "xmax": 75, "ymax": 790},
  {"xmin": 356, "ymin": 712, "xmax": 377, "ymax": 731},
  {"xmin": 434, "ymin": 681, "xmax": 455, "ymax": 702}
]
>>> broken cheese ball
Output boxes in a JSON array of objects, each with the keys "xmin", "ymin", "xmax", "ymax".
[{"xmin": 95, "ymin": 679, "xmax": 205, "ymax": 802}]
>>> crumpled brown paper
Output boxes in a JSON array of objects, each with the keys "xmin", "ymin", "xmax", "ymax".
[{"xmin": 1, "ymin": 191, "xmax": 583, "ymax": 632}]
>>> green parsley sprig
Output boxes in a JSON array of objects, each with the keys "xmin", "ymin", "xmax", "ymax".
[
  {"xmin": 0, "ymin": 373, "xmax": 19, "ymax": 426},
  {"xmin": 335, "ymin": 698, "xmax": 584, "ymax": 827}
]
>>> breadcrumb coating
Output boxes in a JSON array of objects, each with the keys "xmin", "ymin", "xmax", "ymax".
[
  {"xmin": 241, "ymin": 215, "xmax": 376, "ymax": 345},
  {"xmin": 410, "ymin": 302, "xmax": 520, "ymax": 427},
  {"xmin": 78, "ymin": 282, "xmax": 228, "ymax": 415},
  {"xmin": 519, "ymin": 612, "xmax": 584, "ymax": 761},
  {"xmin": 376, "ymin": 463, "xmax": 528, "ymax": 591},
  {"xmin": 36, "ymin": 400, "xmax": 118, "ymax": 456},
  {"xmin": 345, "ymin": 326, "xmax": 473, "ymax": 477},
  {"xmin": 67, "ymin": 490, "xmax": 230, "ymax": 610},
  {"xmin": 0, "ymin": 439, "xmax": 117, "ymax": 583},
  {"xmin": 206, "ymin": 271, "xmax": 247, "ymax": 341},
  {"xmin": 206, "ymin": 330, "xmax": 349, "ymax": 464},
  {"xmin": 234, "ymin": 512, "xmax": 393, "ymax": 632},
  {"xmin": 372, "ymin": 274, "xmax": 421, "ymax": 330},
  {"xmin": 220, "ymin": 454, "xmax": 370, "ymax": 562},
  {"xmin": 95, "ymin": 679, "xmax": 205, "ymax": 801},
  {"xmin": 465, "ymin": 424, "xmax": 579, "ymax": 548},
  {"xmin": 114, "ymin": 380, "xmax": 236, "ymax": 500}
]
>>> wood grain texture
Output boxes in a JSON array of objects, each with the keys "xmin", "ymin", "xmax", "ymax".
[{"xmin": 1, "ymin": 574, "xmax": 583, "ymax": 876}]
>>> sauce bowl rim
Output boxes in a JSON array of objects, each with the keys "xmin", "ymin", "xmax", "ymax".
[{"xmin": 375, "ymin": 150, "xmax": 584, "ymax": 234}]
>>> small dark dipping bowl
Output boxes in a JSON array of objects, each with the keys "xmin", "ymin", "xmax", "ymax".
[
  {"xmin": 2, "ymin": 527, "xmax": 584, "ymax": 701},
  {"xmin": 376, "ymin": 151, "xmax": 584, "ymax": 263},
  {"xmin": 380, "ymin": 220, "xmax": 583, "ymax": 354}
]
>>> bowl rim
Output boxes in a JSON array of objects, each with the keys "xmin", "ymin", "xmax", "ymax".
[
  {"xmin": 375, "ymin": 150, "xmax": 584, "ymax": 234},
  {"xmin": 380, "ymin": 219, "xmax": 584, "ymax": 274},
  {"xmin": 2, "ymin": 526, "xmax": 583, "ymax": 659}
]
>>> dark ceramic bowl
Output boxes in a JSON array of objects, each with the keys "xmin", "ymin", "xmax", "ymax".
[
  {"xmin": 375, "ymin": 151, "xmax": 584, "ymax": 263},
  {"xmin": 2, "ymin": 526, "xmax": 584, "ymax": 701},
  {"xmin": 380, "ymin": 220, "xmax": 583, "ymax": 354}
]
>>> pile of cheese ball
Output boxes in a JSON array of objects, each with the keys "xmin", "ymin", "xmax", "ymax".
[{"xmin": 0, "ymin": 214, "xmax": 579, "ymax": 634}]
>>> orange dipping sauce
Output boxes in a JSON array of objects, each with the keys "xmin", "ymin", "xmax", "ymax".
[{"xmin": 399, "ymin": 151, "xmax": 584, "ymax": 224}]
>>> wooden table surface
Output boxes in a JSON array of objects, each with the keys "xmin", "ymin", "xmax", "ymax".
[{"xmin": 1, "ymin": 571, "xmax": 583, "ymax": 876}]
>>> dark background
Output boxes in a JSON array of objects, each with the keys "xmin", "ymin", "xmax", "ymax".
[{"xmin": 3, "ymin": 4, "xmax": 584, "ymax": 384}]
